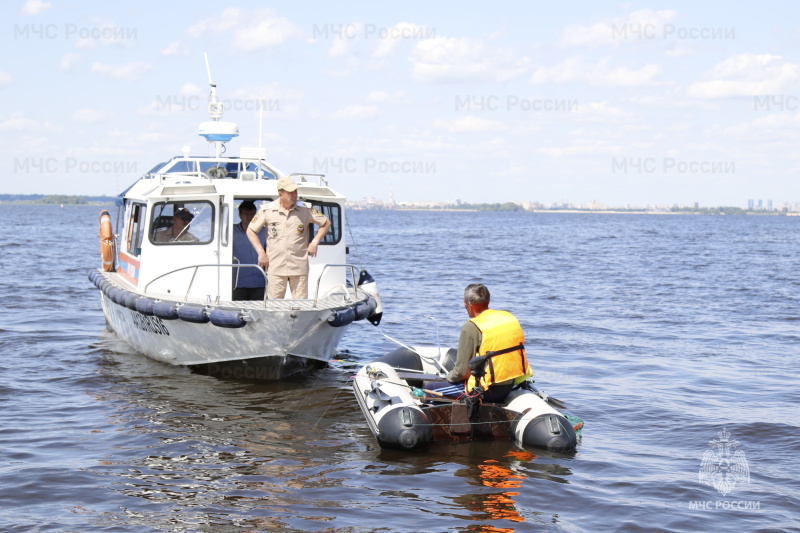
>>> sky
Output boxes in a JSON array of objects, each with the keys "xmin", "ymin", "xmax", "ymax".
[{"xmin": 3, "ymin": 1, "xmax": 800, "ymax": 207}]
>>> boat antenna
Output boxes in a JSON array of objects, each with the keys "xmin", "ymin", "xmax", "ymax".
[
  {"xmin": 258, "ymin": 99, "xmax": 263, "ymax": 150},
  {"xmin": 204, "ymin": 51, "xmax": 223, "ymax": 121},
  {"xmin": 198, "ymin": 52, "xmax": 238, "ymax": 158},
  {"xmin": 258, "ymin": 98, "xmax": 265, "ymax": 177}
]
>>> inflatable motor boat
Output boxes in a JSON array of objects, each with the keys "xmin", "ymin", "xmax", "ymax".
[{"xmin": 352, "ymin": 346, "xmax": 580, "ymax": 451}]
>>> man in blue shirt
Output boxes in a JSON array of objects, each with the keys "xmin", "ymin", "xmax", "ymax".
[{"xmin": 232, "ymin": 200, "xmax": 266, "ymax": 300}]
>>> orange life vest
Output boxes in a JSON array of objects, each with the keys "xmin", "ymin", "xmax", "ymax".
[{"xmin": 466, "ymin": 309, "xmax": 531, "ymax": 391}]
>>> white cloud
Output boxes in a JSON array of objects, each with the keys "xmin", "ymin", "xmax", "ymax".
[
  {"xmin": 71, "ymin": 109, "xmax": 106, "ymax": 122},
  {"xmin": 188, "ymin": 8, "xmax": 301, "ymax": 52},
  {"xmin": 530, "ymin": 57, "xmax": 661, "ymax": 86},
  {"xmin": 373, "ymin": 22, "xmax": 431, "ymax": 58},
  {"xmin": 74, "ymin": 18, "xmax": 134, "ymax": 49},
  {"xmin": 722, "ymin": 113, "xmax": 800, "ymax": 149},
  {"xmin": 366, "ymin": 91, "xmax": 409, "ymax": 104},
  {"xmin": 328, "ymin": 34, "xmax": 353, "ymax": 58},
  {"xmin": 137, "ymin": 83, "xmax": 212, "ymax": 116},
  {"xmin": 318, "ymin": 22, "xmax": 364, "ymax": 59},
  {"xmin": 434, "ymin": 116, "xmax": 506, "ymax": 132},
  {"xmin": 161, "ymin": 41, "xmax": 190, "ymax": 56},
  {"xmin": 0, "ymin": 113, "xmax": 60, "ymax": 133},
  {"xmin": 326, "ymin": 57, "xmax": 360, "ymax": 78},
  {"xmin": 230, "ymin": 83, "xmax": 297, "ymax": 100},
  {"xmin": 559, "ymin": 9, "xmax": 677, "ymax": 48},
  {"xmin": 222, "ymin": 84, "xmax": 305, "ymax": 119},
  {"xmin": 0, "ymin": 70, "xmax": 12, "ymax": 88},
  {"xmin": 687, "ymin": 54, "xmax": 800, "ymax": 98},
  {"xmin": 180, "ymin": 83, "xmax": 203, "ymax": 96},
  {"xmin": 331, "ymin": 104, "xmax": 378, "ymax": 120},
  {"xmin": 232, "ymin": 16, "xmax": 301, "ymax": 52},
  {"xmin": 535, "ymin": 143, "xmax": 621, "ymax": 158},
  {"xmin": 18, "ymin": 135, "xmax": 49, "ymax": 152},
  {"xmin": 59, "ymin": 53, "xmax": 80, "ymax": 71},
  {"xmin": 664, "ymin": 47, "xmax": 696, "ymax": 58},
  {"xmin": 20, "ymin": 0, "xmax": 52, "ymax": 15},
  {"xmin": 574, "ymin": 100, "xmax": 628, "ymax": 117},
  {"xmin": 410, "ymin": 36, "xmax": 530, "ymax": 83},
  {"xmin": 627, "ymin": 92, "xmax": 719, "ymax": 110},
  {"xmin": 138, "ymin": 132, "xmax": 167, "ymax": 142},
  {"xmin": 91, "ymin": 61, "xmax": 153, "ymax": 82},
  {"xmin": 0, "ymin": 114, "xmax": 37, "ymax": 131},
  {"xmin": 188, "ymin": 7, "xmax": 242, "ymax": 37}
]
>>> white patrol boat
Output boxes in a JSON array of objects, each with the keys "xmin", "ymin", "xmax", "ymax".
[{"xmin": 88, "ymin": 57, "xmax": 382, "ymax": 380}]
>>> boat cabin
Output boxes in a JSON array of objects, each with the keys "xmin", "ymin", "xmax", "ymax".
[{"xmin": 114, "ymin": 156, "xmax": 348, "ymax": 304}]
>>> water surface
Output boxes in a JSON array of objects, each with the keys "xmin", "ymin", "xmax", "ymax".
[{"xmin": 1, "ymin": 205, "xmax": 797, "ymax": 532}]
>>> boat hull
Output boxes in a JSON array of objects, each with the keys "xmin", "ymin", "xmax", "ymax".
[{"xmin": 91, "ymin": 269, "xmax": 372, "ymax": 380}]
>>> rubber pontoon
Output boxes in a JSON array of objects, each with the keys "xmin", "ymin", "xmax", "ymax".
[{"xmin": 352, "ymin": 347, "xmax": 580, "ymax": 451}]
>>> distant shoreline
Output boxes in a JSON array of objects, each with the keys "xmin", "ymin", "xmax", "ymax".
[
  {"xmin": 354, "ymin": 207, "xmax": 791, "ymax": 216},
  {"xmin": 0, "ymin": 201, "xmax": 113, "ymax": 206},
  {"xmin": 1, "ymin": 195, "xmax": 793, "ymax": 215},
  {"xmin": 0, "ymin": 194, "xmax": 114, "ymax": 206}
]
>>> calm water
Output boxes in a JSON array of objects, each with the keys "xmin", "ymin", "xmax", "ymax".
[{"xmin": 1, "ymin": 204, "xmax": 798, "ymax": 532}]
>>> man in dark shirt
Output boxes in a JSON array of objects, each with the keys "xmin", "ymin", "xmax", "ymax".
[{"xmin": 232, "ymin": 200, "xmax": 266, "ymax": 300}]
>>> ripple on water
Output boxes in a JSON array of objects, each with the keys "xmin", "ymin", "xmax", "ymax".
[{"xmin": 1, "ymin": 207, "xmax": 799, "ymax": 532}]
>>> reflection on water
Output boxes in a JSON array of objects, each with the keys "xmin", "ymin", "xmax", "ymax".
[{"xmin": 84, "ymin": 329, "xmax": 578, "ymax": 532}]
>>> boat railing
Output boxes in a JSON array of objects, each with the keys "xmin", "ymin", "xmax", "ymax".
[
  {"xmin": 312, "ymin": 264, "xmax": 362, "ymax": 306},
  {"xmin": 154, "ymin": 170, "xmax": 214, "ymax": 183},
  {"xmin": 142, "ymin": 263, "xmax": 362, "ymax": 306},
  {"xmin": 288, "ymin": 172, "xmax": 327, "ymax": 186},
  {"xmin": 143, "ymin": 263, "xmax": 268, "ymax": 304}
]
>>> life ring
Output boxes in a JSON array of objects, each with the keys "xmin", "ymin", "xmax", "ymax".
[{"xmin": 99, "ymin": 209, "xmax": 115, "ymax": 272}]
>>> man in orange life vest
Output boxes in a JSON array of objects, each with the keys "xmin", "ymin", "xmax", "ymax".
[{"xmin": 431, "ymin": 284, "xmax": 533, "ymax": 403}]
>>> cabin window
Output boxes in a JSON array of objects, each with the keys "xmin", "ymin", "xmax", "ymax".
[
  {"xmin": 230, "ymin": 198, "xmax": 275, "ymax": 243},
  {"xmin": 236, "ymin": 198, "xmax": 276, "ymax": 213},
  {"xmin": 125, "ymin": 203, "xmax": 146, "ymax": 256},
  {"xmin": 230, "ymin": 198, "xmax": 339, "ymax": 245},
  {"xmin": 307, "ymin": 201, "xmax": 342, "ymax": 245},
  {"xmin": 248, "ymin": 163, "xmax": 276, "ymax": 180},
  {"xmin": 201, "ymin": 161, "xmax": 239, "ymax": 179},
  {"xmin": 149, "ymin": 201, "xmax": 214, "ymax": 245},
  {"xmin": 165, "ymin": 160, "xmax": 197, "ymax": 173},
  {"xmin": 146, "ymin": 161, "xmax": 168, "ymax": 175}
]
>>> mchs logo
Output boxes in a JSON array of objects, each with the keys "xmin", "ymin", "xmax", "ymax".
[{"xmin": 699, "ymin": 427, "xmax": 750, "ymax": 496}]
